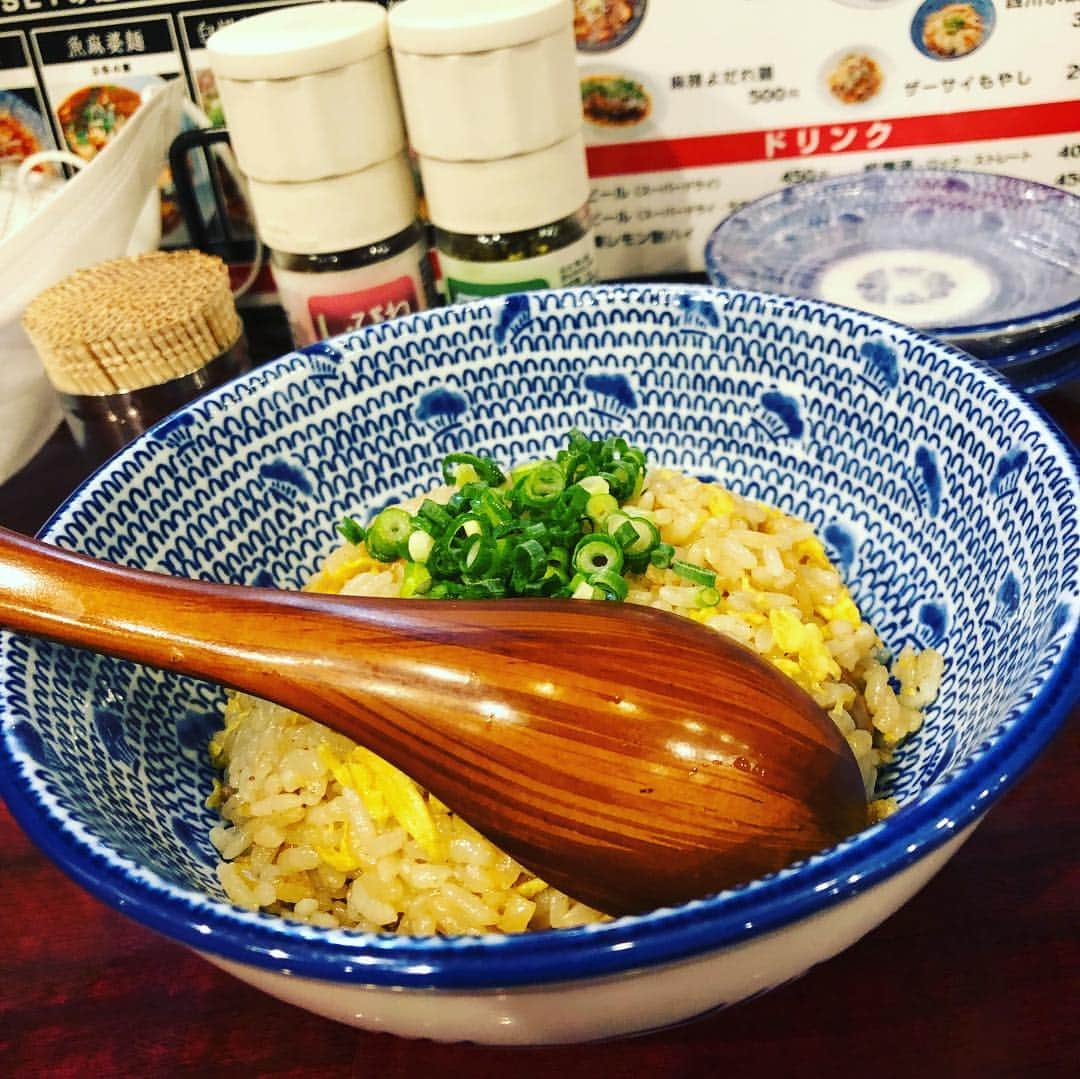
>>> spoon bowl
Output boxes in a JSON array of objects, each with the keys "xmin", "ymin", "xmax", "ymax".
[{"xmin": 0, "ymin": 525, "xmax": 868, "ymax": 915}]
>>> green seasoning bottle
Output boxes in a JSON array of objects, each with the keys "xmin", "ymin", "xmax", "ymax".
[
  {"xmin": 421, "ymin": 134, "xmax": 597, "ymax": 303},
  {"xmin": 388, "ymin": 0, "xmax": 597, "ymax": 303}
]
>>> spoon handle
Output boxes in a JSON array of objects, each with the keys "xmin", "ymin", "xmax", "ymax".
[
  {"xmin": 0, "ymin": 526, "xmax": 412, "ymax": 718},
  {"xmin": 0, "ymin": 526, "xmax": 318, "ymax": 683}
]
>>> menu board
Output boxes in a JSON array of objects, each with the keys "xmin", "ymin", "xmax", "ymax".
[
  {"xmin": 0, "ymin": 0, "xmax": 315, "ymax": 249},
  {"xmin": 3, "ymin": 0, "xmax": 1078, "ymax": 284},
  {"xmin": 573, "ymin": 0, "xmax": 1080, "ymax": 277},
  {"xmin": 0, "ymin": 30, "xmax": 53, "ymax": 163}
]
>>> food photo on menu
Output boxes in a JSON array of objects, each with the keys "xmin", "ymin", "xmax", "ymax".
[{"xmin": 0, "ymin": 0, "xmax": 1077, "ymax": 1073}]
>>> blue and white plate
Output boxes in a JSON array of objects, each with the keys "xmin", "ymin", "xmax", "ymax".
[{"xmin": 705, "ymin": 170, "xmax": 1080, "ymax": 346}]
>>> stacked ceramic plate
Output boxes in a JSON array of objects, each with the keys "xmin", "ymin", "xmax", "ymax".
[{"xmin": 704, "ymin": 170, "xmax": 1080, "ymax": 395}]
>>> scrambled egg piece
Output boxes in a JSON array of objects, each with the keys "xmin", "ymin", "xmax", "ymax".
[
  {"xmin": 817, "ymin": 592, "xmax": 862, "ymax": 628},
  {"xmin": 305, "ymin": 547, "xmax": 381, "ymax": 595},
  {"xmin": 317, "ymin": 743, "xmax": 443, "ymax": 865},
  {"xmin": 208, "ymin": 692, "xmax": 251, "ymax": 767},
  {"xmin": 683, "ymin": 491, "xmax": 866, "ymax": 695},
  {"xmin": 768, "ymin": 608, "xmax": 841, "ymax": 685},
  {"xmin": 794, "ymin": 535, "xmax": 830, "ymax": 568},
  {"xmin": 514, "ymin": 878, "xmax": 549, "ymax": 900},
  {"xmin": 708, "ymin": 490, "xmax": 734, "ymax": 517}
]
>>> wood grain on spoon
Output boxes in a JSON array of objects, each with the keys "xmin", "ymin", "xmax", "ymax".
[{"xmin": 0, "ymin": 526, "xmax": 869, "ymax": 916}]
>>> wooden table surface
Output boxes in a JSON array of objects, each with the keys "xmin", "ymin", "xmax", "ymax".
[{"xmin": 1, "ymin": 382, "xmax": 1077, "ymax": 1079}]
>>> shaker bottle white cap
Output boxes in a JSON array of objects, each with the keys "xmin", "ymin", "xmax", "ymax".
[
  {"xmin": 419, "ymin": 131, "xmax": 590, "ymax": 235},
  {"xmin": 388, "ymin": 0, "xmax": 580, "ymax": 160},
  {"xmin": 388, "ymin": 0, "xmax": 571, "ymax": 54},
  {"xmin": 207, "ymin": 2, "xmax": 388, "ymax": 81},
  {"xmin": 247, "ymin": 153, "xmax": 419, "ymax": 256},
  {"xmin": 206, "ymin": 2, "xmax": 405, "ymax": 183}
]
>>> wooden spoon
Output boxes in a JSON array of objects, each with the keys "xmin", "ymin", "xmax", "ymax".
[{"xmin": 0, "ymin": 526, "xmax": 868, "ymax": 916}]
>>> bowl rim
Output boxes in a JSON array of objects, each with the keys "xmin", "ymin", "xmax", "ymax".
[
  {"xmin": 975, "ymin": 316, "xmax": 1080, "ymax": 368},
  {"xmin": 703, "ymin": 168, "xmax": 1080, "ymax": 341},
  {"xmin": 2, "ymin": 283, "xmax": 1079, "ymax": 991}
]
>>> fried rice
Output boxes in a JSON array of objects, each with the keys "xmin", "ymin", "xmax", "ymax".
[{"xmin": 208, "ymin": 465, "xmax": 942, "ymax": 934}]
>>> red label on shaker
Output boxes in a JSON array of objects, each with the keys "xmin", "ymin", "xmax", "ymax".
[{"xmin": 308, "ymin": 276, "xmax": 419, "ymax": 339}]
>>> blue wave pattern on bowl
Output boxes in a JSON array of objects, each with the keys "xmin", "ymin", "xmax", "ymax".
[
  {"xmin": 1, "ymin": 284, "xmax": 1077, "ymax": 989},
  {"xmin": 704, "ymin": 170, "xmax": 1080, "ymax": 342}
]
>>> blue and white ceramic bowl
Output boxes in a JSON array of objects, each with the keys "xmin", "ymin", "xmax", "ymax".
[
  {"xmin": 2, "ymin": 285, "xmax": 1078, "ymax": 1044},
  {"xmin": 704, "ymin": 171, "xmax": 1080, "ymax": 352},
  {"xmin": 978, "ymin": 312, "xmax": 1080, "ymax": 369},
  {"xmin": 1006, "ymin": 347, "xmax": 1080, "ymax": 398},
  {"xmin": 979, "ymin": 313, "xmax": 1080, "ymax": 395}
]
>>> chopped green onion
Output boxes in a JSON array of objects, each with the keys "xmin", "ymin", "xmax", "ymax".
[
  {"xmin": 696, "ymin": 586, "xmax": 721, "ymax": 608},
  {"xmin": 400, "ymin": 562, "xmax": 433, "ymax": 598},
  {"xmin": 442, "ymin": 452, "xmax": 506, "ymax": 488},
  {"xmin": 607, "ymin": 512, "xmax": 659, "ymax": 556},
  {"xmin": 578, "ymin": 476, "xmax": 610, "ymax": 495},
  {"xmin": 572, "ymin": 535, "xmax": 624, "ymax": 576},
  {"xmin": 336, "ymin": 516, "xmax": 365, "ymax": 546},
  {"xmin": 487, "ymin": 536, "xmax": 514, "ymax": 577},
  {"xmin": 463, "ymin": 535, "xmax": 494, "ymax": 575},
  {"xmin": 366, "ymin": 507, "xmax": 413, "ymax": 562},
  {"xmin": 511, "ymin": 539, "xmax": 547, "ymax": 591},
  {"xmin": 586, "ymin": 492, "xmax": 619, "ymax": 526},
  {"xmin": 426, "ymin": 540, "xmax": 459, "ymax": 579},
  {"xmin": 461, "ymin": 578, "xmax": 507, "ymax": 599},
  {"xmin": 417, "ymin": 499, "xmax": 451, "ymax": 532},
  {"xmin": 538, "ymin": 565, "xmax": 570, "ymax": 594},
  {"xmin": 567, "ymin": 429, "xmax": 592, "ymax": 454},
  {"xmin": 558, "ymin": 484, "xmax": 590, "ymax": 518},
  {"xmin": 672, "ymin": 559, "xmax": 717, "ymax": 588},
  {"xmin": 610, "ymin": 518, "xmax": 638, "ymax": 550},
  {"xmin": 650, "ymin": 543, "xmax": 675, "ymax": 569},
  {"xmin": 407, "ymin": 530, "xmax": 435, "ymax": 564},
  {"xmin": 510, "ymin": 459, "xmax": 544, "ymax": 483},
  {"xmin": 450, "ymin": 463, "xmax": 479, "ymax": 486},
  {"xmin": 521, "ymin": 521, "xmax": 548, "ymax": 543},
  {"xmin": 626, "ymin": 516, "xmax": 660, "ymax": 555},
  {"xmin": 518, "ymin": 461, "xmax": 565, "ymax": 508},
  {"xmin": 606, "ymin": 512, "xmax": 631, "ymax": 539},
  {"xmin": 445, "ymin": 514, "xmax": 489, "ymax": 559},
  {"xmin": 475, "ymin": 489, "xmax": 513, "ymax": 530},
  {"xmin": 589, "ymin": 569, "xmax": 629, "ymax": 601},
  {"xmin": 570, "ymin": 576, "xmax": 599, "ymax": 600},
  {"xmin": 601, "ymin": 461, "xmax": 638, "ymax": 501},
  {"xmin": 546, "ymin": 546, "xmax": 569, "ymax": 571},
  {"xmin": 338, "ymin": 431, "xmax": 656, "ymax": 602}
]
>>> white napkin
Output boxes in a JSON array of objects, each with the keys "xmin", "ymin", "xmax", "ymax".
[{"xmin": 0, "ymin": 79, "xmax": 184, "ymax": 484}]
